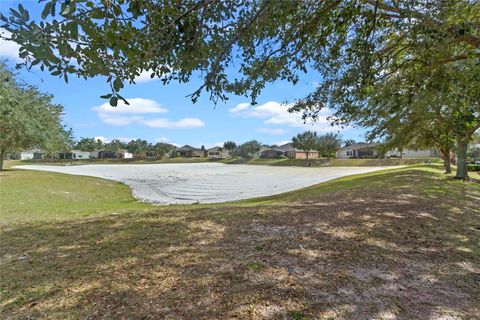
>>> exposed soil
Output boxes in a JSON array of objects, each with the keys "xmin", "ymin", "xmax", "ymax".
[
  {"xmin": 1, "ymin": 168, "xmax": 479, "ymax": 319},
  {"xmin": 16, "ymin": 163, "xmax": 398, "ymax": 204}
]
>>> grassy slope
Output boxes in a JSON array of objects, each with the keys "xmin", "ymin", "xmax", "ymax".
[
  {"xmin": 11, "ymin": 157, "xmax": 441, "ymax": 168},
  {"xmin": 221, "ymin": 157, "xmax": 442, "ymax": 167},
  {"xmin": 0, "ymin": 164, "xmax": 150, "ymax": 223},
  {"xmin": 1, "ymin": 164, "xmax": 479, "ymax": 319},
  {"xmin": 15, "ymin": 157, "xmax": 214, "ymax": 166}
]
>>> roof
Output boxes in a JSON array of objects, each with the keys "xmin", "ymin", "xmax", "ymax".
[
  {"xmin": 277, "ymin": 143, "xmax": 318, "ymax": 153},
  {"xmin": 277, "ymin": 143, "xmax": 295, "ymax": 152},
  {"xmin": 70, "ymin": 150, "xmax": 90, "ymax": 153},
  {"xmin": 207, "ymin": 146, "xmax": 224, "ymax": 152},
  {"xmin": 176, "ymin": 145, "xmax": 201, "ymax": 151},
  {"xmin": 21, "ymin": 148, "xmax": 42, "ymax": 153},
  {"xmin": 340, "ymin": 143, "xmax": 377, "ymax": 151},
  {"xmin": 260, "ymin": 148, "xmax": 284, "ymax": 153}
]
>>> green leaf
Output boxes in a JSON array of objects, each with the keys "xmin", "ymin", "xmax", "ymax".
[
  {"xmin": 113, "ymin": 78, "xmax": 123, "ymax": 92},
  {"xmin": 109, "ymin": 96, "xmax": 118, "ymax": 106},
  {"xmin": 100, "ymin": 94, "xmax": 113, "ymax": 99}
]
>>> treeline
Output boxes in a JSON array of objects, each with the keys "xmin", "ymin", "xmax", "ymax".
[
  {"xmin": 75, "ymin": 138, "xmax": 176, "ymax": 157},
  {"xmin": 291, "ymin": 132, "xmax": 342, "ymax": 157},
  {"xmin": 229, "ymin": 132, "xmax": 344, "ymax": 158},
  {"xmin": 0, "ymin": 63, "xmax": 72, "ymax": 171}
]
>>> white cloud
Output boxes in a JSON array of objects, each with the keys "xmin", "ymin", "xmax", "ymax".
[
  {"xmin": 229, "ymin": 101, "xmax": 337, "ymax": 132},
  {"xmin": 134, "ymin": 70, "xmax": 158, "ymax": 83},
  {"xmin": 257, "ymin": 128, "xmax": 287, "ymax": 135},
  {"xmin": 92, "ymin": 98, "xmax": 167, "ymax": 114},
  {"xmin": 97, "ymin": 114, "xmax": 144, "ymax": 126},
  {"xmin": 155, "ymin": 137, "xmax": 180, "ymax": 146},
  {"xmin": 92, "ymin": 97, "xmax": 205, "ymax": 129},
  {"xmin": 141, "ymin": 117, "xmax": 205, "ymax": 129},
  {"xmin": 229, "ymin": 103, "xmax": 250, "ymax": 113},
  {"xmin": 0, "ymin": 29, "xmax": 21, "ymax": 62},
  {"xmin": 206, "ymin": 142, "xmax": 224, "ymax": 149},
  {"xmin": 155, "ymin": 137, "xmax": 170, "ymax": 143},
  {"xmin": 94, "ymin": 136, "xmax": 108, "ymax": 143},
  {"xmin": 134, "ymin": 66, "xmax": 172, "ymax": 83}
]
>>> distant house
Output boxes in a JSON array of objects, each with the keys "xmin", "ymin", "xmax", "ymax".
[
  {"xmin": 20, "ymin": 149, "xmax": 43, "ymax": 160},
  {"xmin": 207, "ymin": 147, "xmax": 229, "ymax": 159},
  {"xmin": 176, "ymin": 145, "xmax": 204, "ymax": 157},
  {"xmin": 117, "ymin": 150, "xmax": 133, "ymax": 159},
  {"xmin": 470, "ymin": 144, "xmax": 480, "ymax": 164},
  {"xmin": 278, "ymin": 143, "xmax": 319, "ymax": 159},
  {"xmin": 144, "ymin": 151, "xmax": 158, "ymax": 159},
  {"xmin": 260, "ymin": 148, "xmax": 285, "ymax": 159},
  {"xmin": 91, "ymin": 150, "xmax": 117, "ymax": 159},
  {"xmin": 336, "ymin": 143, "xmax": 379, "ymax": 159},
  {"xmin": 90, "ymin": 150, "xmax": 132, "ymax": 159},
  {"xmin": 385, "ymin": 148, "xmax": 439, "ymax": 159},
  {"xmin": 58, "ymin": 150, "xmax": 91, "ymax": 160}
]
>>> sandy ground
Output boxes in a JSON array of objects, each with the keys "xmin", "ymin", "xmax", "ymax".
[{"xmin": 17, "ymin": 163, "xmax": 398, "ymax": 204}]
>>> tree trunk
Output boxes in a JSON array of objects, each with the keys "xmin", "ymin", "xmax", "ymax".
[
  {"xmin": 455, "ymin": 136, "xmax": 469, "ymax": 179},
  {"xmin": 0, "ymin": 149, "xmax": 5, "ymax": 171},
  {"xmin": 306, "ymin": 151, "xmax": 309, "ymax": 160},
  {"xmin": 442, "ymin": 149, "xmax": 452, "ymax": 174}
]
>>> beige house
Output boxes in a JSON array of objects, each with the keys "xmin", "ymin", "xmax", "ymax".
[
  {"xmin": 278, "ymin": 143, "xmax": 319, "ymax": 159},
  {"xmin": 207, "ymin": 146, "xmax": 230, "ymax": 159}
]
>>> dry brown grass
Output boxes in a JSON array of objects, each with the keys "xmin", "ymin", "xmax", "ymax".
[{"xmin": 1, "ymin": 167, "xmax": 479, "ymax": 319}]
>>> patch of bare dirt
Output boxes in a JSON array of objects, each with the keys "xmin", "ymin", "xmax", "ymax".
[{"xmin": 1, "ymin": 171, "xmax": 479, "ymax": 319}]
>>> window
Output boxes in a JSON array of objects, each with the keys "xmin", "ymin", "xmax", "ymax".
[{"xmin": 346, "ymin": 150, "xmax": 353, "ymax": 157}]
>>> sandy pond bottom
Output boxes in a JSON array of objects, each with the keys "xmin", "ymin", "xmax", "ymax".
[{"xmin": 18, "ymin": 163, "xmax": 397, "ymax": 204}]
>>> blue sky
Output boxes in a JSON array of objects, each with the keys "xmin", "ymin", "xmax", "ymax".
[{"xmin": 0, "ymin": 1, "xmax": 366, "ymax": 148}]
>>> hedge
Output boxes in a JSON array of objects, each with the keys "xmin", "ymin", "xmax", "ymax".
[{"xmin": 467, "ymin": 164, "xmax": 480, "ymax": 172}]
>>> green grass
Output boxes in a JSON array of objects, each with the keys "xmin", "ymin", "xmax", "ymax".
[
  {"xmin": 1, "ymin": 164, "xmax": 479, "ymax": 319},
  {"xmin": 0, "ymin": 166, "xmax": 150, "ymax": 223},
  {"xmin": 221, "ymin": 157, "xmax": 442, "ymax": 167},
  {"xmin": 16, "ymin": 157, "xmax": 215, "ymax": 166},
  {"xmin": 12, "ymin": 156, "xmax": 442, "ymax": 168}
]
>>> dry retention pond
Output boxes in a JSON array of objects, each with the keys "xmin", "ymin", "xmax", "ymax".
[{"xmin": 18, "ymin": 163, "xmax": 397, "ymax": 204}]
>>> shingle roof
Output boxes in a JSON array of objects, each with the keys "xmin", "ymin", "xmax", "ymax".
[
  {"xmin": 277, "ymin": 143, "xmax": 318, "ymax": 153},
  {"xmin": 277, "ymin": 143, "xmax": 295, "ymax": 152},
  {"xmin": 176, "ymin": 145, "xmax": 200, "ymax": 151},
  {"xmin": 340, "ymin": 143, "xmax": 377, "ymax": 151}
]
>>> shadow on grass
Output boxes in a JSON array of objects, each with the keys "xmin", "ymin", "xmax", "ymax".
[{"xmin": 1, "ymin": 168, "xmax": 479, "ymax": 319}]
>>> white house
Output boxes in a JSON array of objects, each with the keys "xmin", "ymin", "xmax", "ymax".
[
  {"xmin": 58, "ymin": 150, "xmax": 91, "ymax": 160},
  {"xmin": 118, "ymin": 150, "xmax": 133, "ymax": 159},
  {"xmin": 72, "ymin": 150, "xmax": 91, "ymax": 159},
  {"xmin": 385, "ymin": 148, "xmax": 439, "ymax": 158},
  {"xmin": 20, "ymin": 149, "xmax": 43, "ymax": 160}
]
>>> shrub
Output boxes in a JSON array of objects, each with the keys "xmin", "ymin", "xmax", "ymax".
[{"xmin": 467, "ymin": 164, "xmax": 480, "ymax": 172}]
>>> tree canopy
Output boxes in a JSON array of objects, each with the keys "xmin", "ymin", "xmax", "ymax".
[
  {"xmin": 0, "ymin": 62, "xmax": 71, "ymax": 170},
  {"xmin": 317, "ymin": 133, "xmax": 342, "ymax": 157},
  {"xmin": 292, "ymin": 131, "xmax": 318, "ymax": 159},
  {"xmin": 237, "ymin": 140, "xmax": 261, "ymax": 158},
  {"xmin": 2, "ymin": 0, "xmax": 479, "ymax": 176}
]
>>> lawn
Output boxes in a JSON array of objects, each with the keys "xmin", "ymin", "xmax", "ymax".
[
  {"xmin": 1, "ymin": 164, "xmax": 479, "ymax": 319},
  {"xmin": 0, "ymin": 161, "xmax": 150, "ymax": 223},
  {"xmin": 13, "ymin": 157, "xmax": 441, "ymax": 168},
  {"xmin": 221, "ymin": 157, "xmax": 442, "ymax": 167}
]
